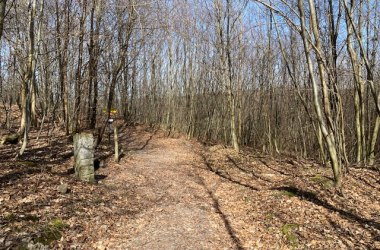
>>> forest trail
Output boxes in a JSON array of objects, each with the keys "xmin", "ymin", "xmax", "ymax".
[
  {"xmin": 94, "ymin": 126, "xmax": 239, "ymax": 249},
  {"xmin": 1, "ymin": 124, "xmax": 379, "ymax": 249},
  {"xmin": 90, "ymin": 125, "xmax": 380, "ymax": 249}
]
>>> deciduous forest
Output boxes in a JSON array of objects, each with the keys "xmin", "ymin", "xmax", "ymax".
[{"xmin": 0, "ymin": 0, "xmax": 379, "ymax": 249}]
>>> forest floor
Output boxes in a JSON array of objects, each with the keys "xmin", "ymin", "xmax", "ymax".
[{"xmin": 0, "ymin": 123, "xmax": 380, "ymax": 249}]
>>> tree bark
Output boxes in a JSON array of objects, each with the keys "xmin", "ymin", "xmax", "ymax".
[
  {"xmin": 298, "ymin": 0, "xmax": 342, "ymax": 188},
  {"xmin": 0, "ymin": 0, "xmax": 7, "ymax": 41},
  {"xmin": 20, "ymin": 0, "xmax": 36, "ymax": 155}
]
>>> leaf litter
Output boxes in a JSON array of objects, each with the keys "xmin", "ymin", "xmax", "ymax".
[{"xmin": 0, "ymin": 124, "xmax": 379, "ymax": 249}]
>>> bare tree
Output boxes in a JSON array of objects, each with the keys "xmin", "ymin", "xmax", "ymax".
[
  {"xmin": 0, "ymin": 0, "xmax": 7, "ymax": 41},
  {"xmin": 20, "ymin": 0, "xmax": 37, "ymax": 155},
  {"xmin": 0, "ymin": 0, "xmax": 379, "ymax": 185},
  {"xmin": 96, "ymin": 0, "xmax": 137, "ymax": 146}
]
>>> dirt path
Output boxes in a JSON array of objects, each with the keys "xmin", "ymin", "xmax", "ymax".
[
  {"xmin": 89, "ymin": 125, "xmax": 380, "ymax": 249},
  {"xmin": 1, "ymin": 125, "xmax": 379, "ymax": 249},
  {"xmin": 95, "ymin": 126, "xmax": 239, "ymax": 249},
  {"xmin": 87, "ymin": 125, "xmax": 380, "ymax": 250}
]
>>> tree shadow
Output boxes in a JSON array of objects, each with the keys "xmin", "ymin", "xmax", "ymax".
[
  {"xmin": 273, "ymin": 186, "xmax": 380, "ymax": 232},
  {"xmin": 121, "ymin": 128, "xmax": 158, "ymax": 151},
  {"xmin": 139, "ymin": 128, "xmax": 159, "ymax": 150},
  {"xmin": 201, "ymin": 153, "xmax": 258, "ymax": 191},
  {"xmin": 66, "ymin": 167, "xmax": 75, "ymax": 175},
  {"xmin": 139, "ymin": 134, "xmax": 154, "ymax": 150},
  {"xmin": 258, "ymin": 159, "xmax": 292, "ymax": 176},
  {"xmin": 326, "ymin": 218, "xmax": 376, "ymax": 249},
  {"xmin": 198, "ymin": 176, "xmax": 244, "ymax": 250},
  {"xmin": 12, "ymin": 138, "xmax": 72, "ymax": 166},
  {"xmin": 5, "ymin": 134, "xmax": 116, "ymax": 182},
  {"xmin": 350, "ymin": 172, "xmax": 380, "ymax": 191},
  {"xmin": 0, "ymin": 145, "xmax": 22, "ymax": 162},
  {"xmin": 226, "ymin": 155, "xmax": 273, "ymax": 183},
  {"xmin": 95, "ymin": 174, "xmax": 107, "ymax": 182},
  {"xmin": 0, "ymin": 165, "xmax": 42, "ymax": 188}
]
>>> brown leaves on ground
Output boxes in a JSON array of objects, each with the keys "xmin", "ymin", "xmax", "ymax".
[
  {"xmin": 202, "ymin": 146, "xmax": 380, "ymax": 249},
  {"xmin": 0, "ymin": 125, "xmax": 379, "ymax": 249}
]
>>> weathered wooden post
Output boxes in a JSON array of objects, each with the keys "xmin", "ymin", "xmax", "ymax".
[
  {"xmin": 114, "ymin": 126, "xmax": 120, "ymax": 163},
  {"xmin": 108, "ymin": 118, "xmax": 113, "ymax": 144},
  {"xmin": 73, "ymin": 133, "xmax": 95, "ymax": 183}
]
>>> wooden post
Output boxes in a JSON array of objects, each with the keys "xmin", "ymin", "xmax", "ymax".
[{"xmin": 114, "ymin": 127, "xmax": 119, "ymax": 163}]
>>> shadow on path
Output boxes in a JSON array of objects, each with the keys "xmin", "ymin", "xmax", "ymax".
[{"xmin": 198, "ymin": 176, "xmax": 244, "ymax": 250}]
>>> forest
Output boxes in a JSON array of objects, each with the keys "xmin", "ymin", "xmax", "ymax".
[{"xmin": 0, "ymin": 0, "xmax": 379, "ymax": 249}]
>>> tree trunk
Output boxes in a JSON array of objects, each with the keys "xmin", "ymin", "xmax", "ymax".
[
  {"xmin": 73, "ymin": 0, "xmax": 87, "ymax": 133},
  {"xmin": 20, "ymin": 0, "xmax": 36, "ymax": 155},
  {"xmin": 214, "ymin": 0, "xmax": 239, "ymax": 152},
  {"xmin": 55, "ymin": 0, "xmax": 70, "ymax": 135},
  {"xmin": 298, "ymin": 0, "xmax": 342, "ymax": 187},
  {"xmin": 0, "ymin": 0, "xmax": 6, "ymax": 41}
]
